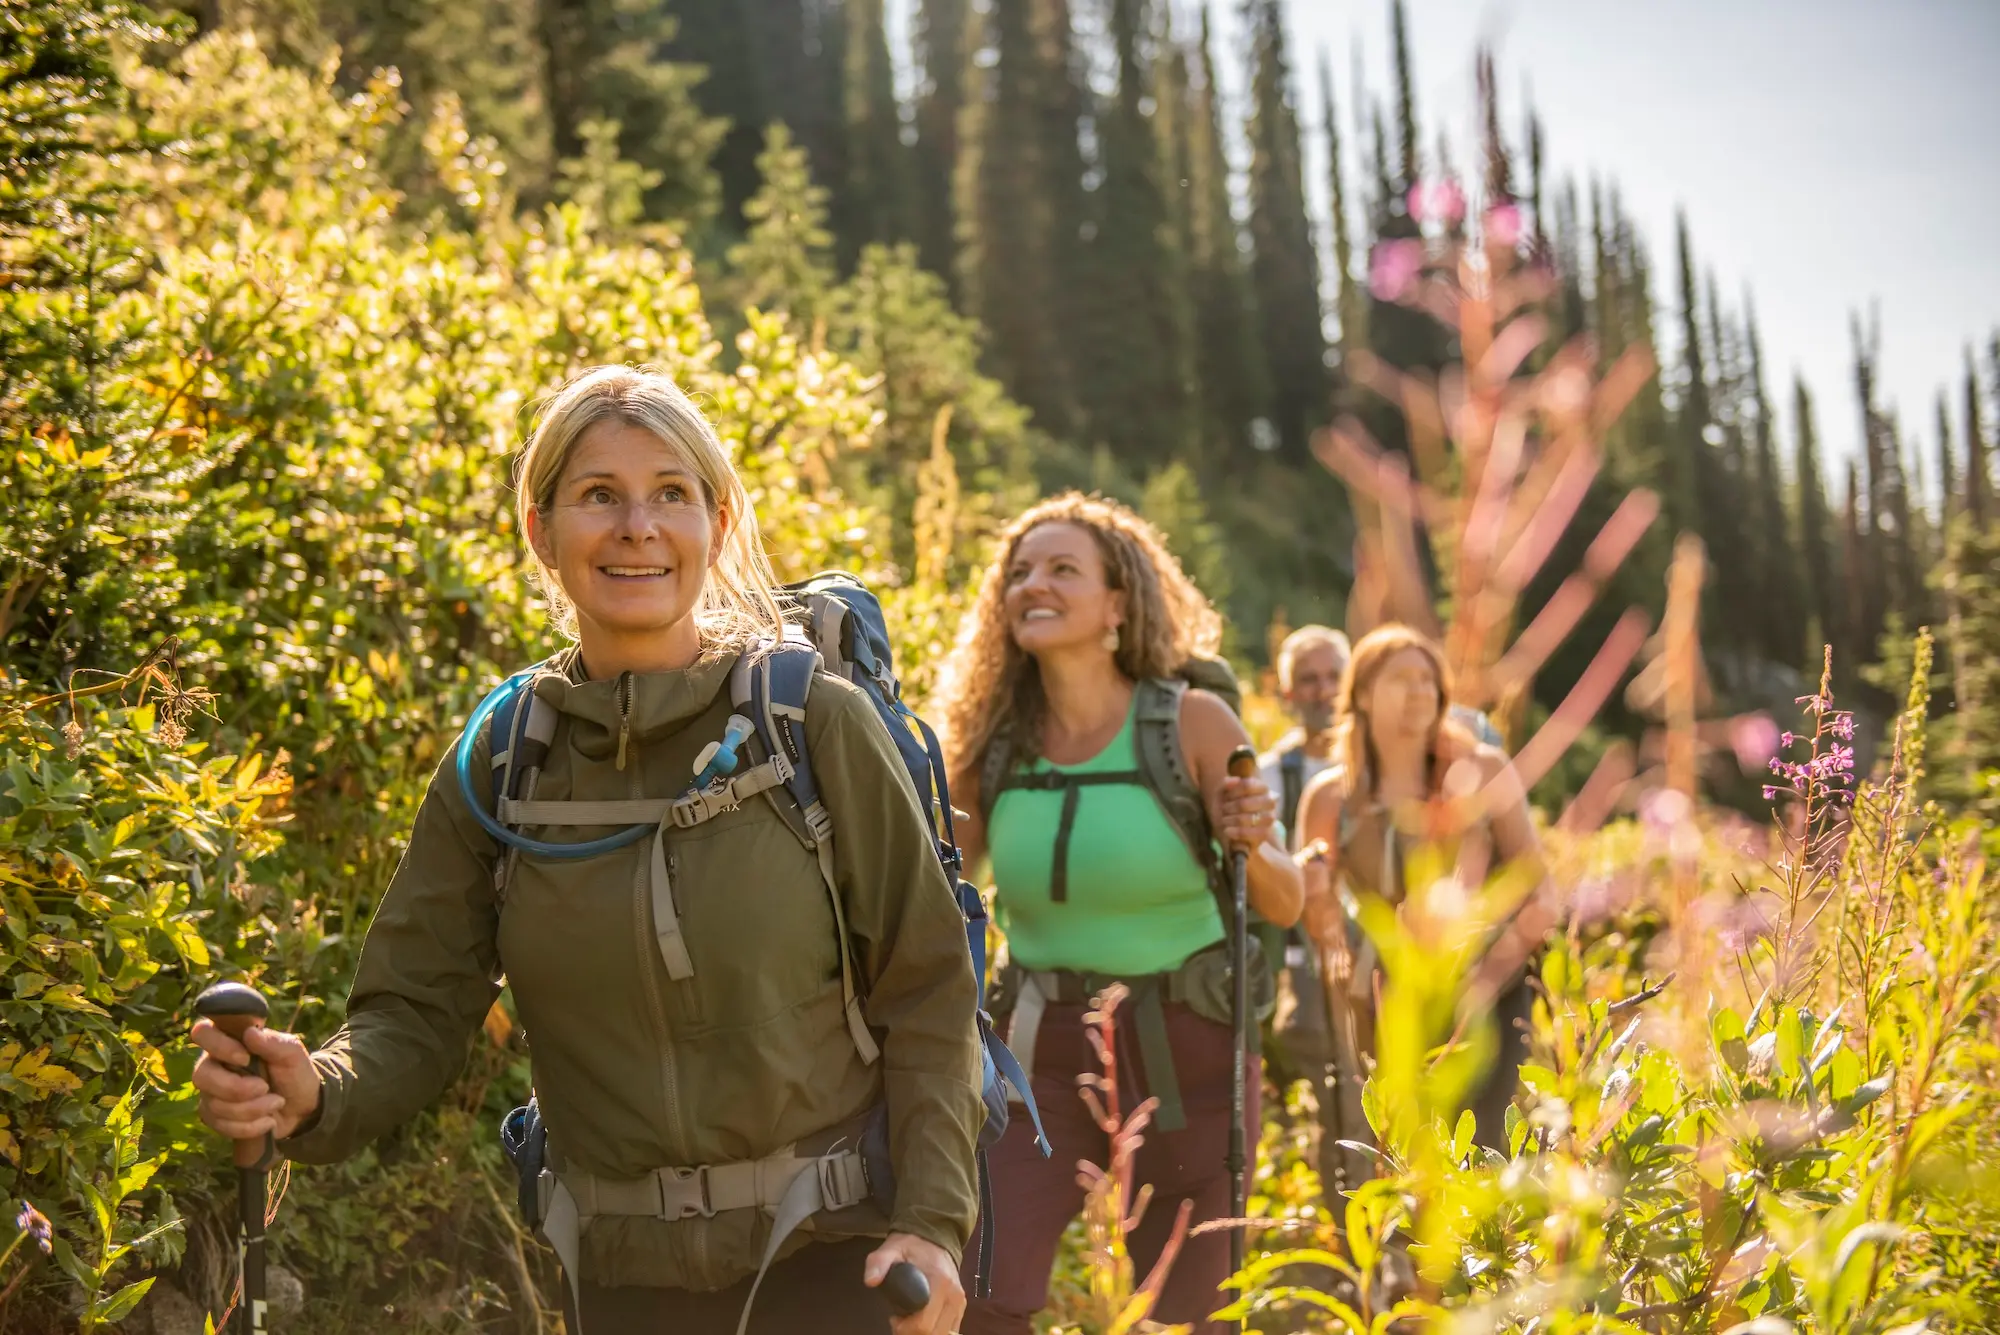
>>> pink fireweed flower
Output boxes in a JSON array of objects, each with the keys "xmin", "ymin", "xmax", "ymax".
[
  {"xmin": 1369, "ymin": 238, "xmax": 1425, "ymax": 301},
  {"xmin": 1408, "ymin": 179, "xmax": 1466, "ymax": 226},
  {"xmin": 1638, "ymin": 786, "xmax": 1692, "ymax": 833},
  {"xmin": 1731, "ymin": 714, "xmax": 1781, "ymax": 774},
  {"xmin": 15, "ymin": 1201, "xmax": 51, "ymax": 1254}
]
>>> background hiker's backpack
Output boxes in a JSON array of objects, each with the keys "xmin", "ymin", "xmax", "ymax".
[{"xmin": 487, "ymin": 571, "xmax": 1045, "ymax": 1296}]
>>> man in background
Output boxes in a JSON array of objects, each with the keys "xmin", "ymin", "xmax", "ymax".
[
  {"xmin": 1260, "ymin": 625, "xmax": 1349, "ymax": 846},
  {"xmin": 1258, "ymin": 626, "xmax": 1349, "ymax": 1116}
]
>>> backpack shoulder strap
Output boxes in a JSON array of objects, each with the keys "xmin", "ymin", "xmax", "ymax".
[
  {"xmin": 730, "ymin": 639, "xmax": 881, "ymax": 1066},
  {"xmin": 488, "ymin": 662, "xmax": 564, "ymax": 896},
  {"xmin": 1131, "ymin": 677, "xmax": 1220, "ymax": 887},
  {"xmin": 976, "ymin": 729, "xmax": 1016, "ymax": 827},
  {"xmin": 1278, "ymin": 746, "xmax": 1306, "ymax": 850}
]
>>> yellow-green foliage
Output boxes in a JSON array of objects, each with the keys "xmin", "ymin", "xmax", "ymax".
[{"xmin": 0, "ymin": 27, "xmax": 942, "ymax": 1328}]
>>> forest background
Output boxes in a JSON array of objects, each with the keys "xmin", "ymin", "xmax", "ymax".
[{"xmin": 2, "ymin": 0, "xmax": 1998, "ymax": 1331}]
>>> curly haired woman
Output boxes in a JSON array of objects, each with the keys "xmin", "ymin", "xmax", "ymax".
[{"xmin": 935, "ymin": 493, "xmax": 1302, "ymax": 1335}]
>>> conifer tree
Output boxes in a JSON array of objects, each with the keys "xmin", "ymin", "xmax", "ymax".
[
  {"xmin": 727, "ymin": 122, "xmax": 835, "ymax": 321},
  {"xmin": 1527, "ymin": 106, "xmax": 1546, "ymax": 250},
  {"xmin": 1389, "ymin": 0, "xmax": 1418, "ymax": 192},
  {"xmin": 1079, "ymin": 0, "xmax": 1194, "ymax": 463},
  {"xmin": 1242, "ymin": 0, "xmax": 1326, "ymax": 461},
  {"xmin": 1794, "ymin": 377, "xmax": 1837, "ymax": 663},
  {"xmin": 1968, "ymin": 345, "xmax": 1991, "ymax": 524},
  {"xmin": 833, "ymin": 0, "xmax": 914, "ymax": 267},
  {"xmin": 646, "ymin": 0, "xmax": 761, "ymax": 217},
  {"xmin": 912, "ymin": 0, "xmax": 969, "ymax": 281},
  {"xmin": 1747, "ymin": 304, "xmax": 1802, "ymax": 664},
  {"xmin": 1367, "ymin": 98, "xmax": 1392, "ymax": 225},
  {"xmin": 1666, "ymin": 212, "xmax": 1709, "ymax": 538},
  {"xmin": 1841, "ymin": 459, "xmax": 1867, "ymax": 668},
  {"xmin": 1186, "ymin": 6, "xmax": 1268, "ymax": 452},
  {"xmin": 1319, "ymin": 51, "xmax": 1362, "ymax": 355},
  {"xmin": 537, "ymin": 0, "xmax": 725, "ymax": 224},
  {"xmin": 1477, "ymin": 49, "xmax": 1512, "ymax": 206},
  {"xmin": 1937, "ymin": 390, "xmax": 1957, "ymax": 526},
  {"xmin": 1545, "ymin": 176, "xmax": 1584, "ymax": 342},
  {"xmin": 954, "ymin": 0, "xmax": 1087, "ymax": 436}
]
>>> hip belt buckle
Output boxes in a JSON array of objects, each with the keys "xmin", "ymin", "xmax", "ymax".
[{"xmin": 656, "ymin": 1164, "xmax": 713, "ymax": 1220}]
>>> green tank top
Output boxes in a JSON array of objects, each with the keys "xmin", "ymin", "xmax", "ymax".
[{"xmin": 988, "ymin": 699, "xmax": 1223, "ymax": 975}]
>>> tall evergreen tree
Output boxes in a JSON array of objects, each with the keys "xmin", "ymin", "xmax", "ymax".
[
  {"xmin": 1841, "ymin": 459, "xmax": 1867, "ymax": 669},
  {"xmin": 1968, "ymin": 344, "xmax": 1991, "ymax": 524},
  {"xmin": 832, "ymin": 0, "xmax": 914, "ymax": 267},
  {"xmin": 537, "ymin": 0, "xmax": 725, "ymax": 223},
  {"xmin": 1367, "ymin": 98, "xmax": 1392, "ymax": 225},
  {"xmin": 1550, "ymin": 175, "xmax": 1585, "ymax": 341},
  {"xmin": 954, "ymin": 0, "xmax": 1088, "ymax": 436},
  {"xmin": 727, "ymin": 122, "xmax": 835, "ymax": 321},
  {"xmin": 1667, "ymin": 212, "xmax": 1710, "ymax": 540},
  {"xmin": 1746, "ymin": 303, "xmax": 1802, "ymax": 665},
  {"xmin": 1242, "ymin": 0, "xmax": 1326, "ymax": 462},
  {"xmin": 1936, "ymin": 390, "xmax": 1957, "ymax": 526},
  {"xmin": 1388, "ymin": 0, "xmax": 1418, "ymax": 192},
  {"xmin": 1527, "ymin": 106, "xmax": 1546, "ymax": 250},
  {"xmin": 1794, "ymin": 377, "xmax": 1837, "ymax": 663},
  {"xmin": 912, "ymin": 0, "xmax": 969, "ymax": 281},
  {"xmin": 1185, "ymin": 6, "xmax": 1268, "ymax": 452},
  {"xmin": 1078, "ymin": 0, "xmax": 1194, "ymax": 463},
  {"xmin": 650, "ymin": 0, "xmax": 763, "ymax": 218},
  {"xmin": 1850, "ymin": 308, "xmax": 1888, "ymax": 646},
  {"xmin": 1477, "ymin": 48, "xmax": 1512, "ymax": 206},
  {"xmin": 1319, "ymin": 51, "xmax": 1362, "ymax": 356}
]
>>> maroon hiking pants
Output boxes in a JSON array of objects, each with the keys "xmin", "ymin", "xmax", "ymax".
[{"xmin": 961, "ymin": 998, "xmax": 1260, "ymax": 1335}]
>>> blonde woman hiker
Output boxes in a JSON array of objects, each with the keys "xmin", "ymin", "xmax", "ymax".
[
  {"xmin": 189, "ymin": 366, "xmax": 987, "ymax": 1335},
  {"xmin": 936, "ymin": 493, "xmax": 1304, "ymax": 1335},
  {"xmin": 1294, "ymin": 623, "xmax": 1544, "ymax": 1185}
]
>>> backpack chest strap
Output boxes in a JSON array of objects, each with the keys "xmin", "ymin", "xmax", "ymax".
[
  {"xmin": 498, "ymin": 755, "xmax": 797, "ymax": 984},
  {"xmin": 496, "ymin": 754, "xmax": 792, "ymax": 830},
  {"xmin": 996, "ymin": 768, "xmax": 1141, "ymax": 903}
]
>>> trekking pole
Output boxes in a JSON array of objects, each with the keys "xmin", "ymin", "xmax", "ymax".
[
  {"xmin": 195, "ymin": 982, "xmax": 275, "ymax": 1335},
  {"xmin": 1224, "ymin": 744, "xmax": 1258, "ymax": 1305},
  {"xmin": 880, "ymin": 1261, "xmax": 930, "ymax": 1317}
]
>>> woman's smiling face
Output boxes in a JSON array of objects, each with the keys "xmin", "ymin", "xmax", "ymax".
[
  {"xmin": 526, "ymin": 418, "xmax": 723, "ymax": 650},
  {"xmin": 1002, "ymin": 521, "xmax": 1124, "ymax": 658}
]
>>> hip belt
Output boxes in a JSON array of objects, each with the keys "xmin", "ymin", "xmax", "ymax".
[
  {"xmin": 537, "ymin": 1124, "xmax": 879, "ymax": 1335},
  {"xmin": 1002, "ymin": 939, "xmax": 1273, "ymax": 1134}
]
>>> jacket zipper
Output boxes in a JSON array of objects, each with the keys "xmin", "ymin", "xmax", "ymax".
[{"xmin": 615, "ymin": 670, "xmax": 633, "ymax": 770}]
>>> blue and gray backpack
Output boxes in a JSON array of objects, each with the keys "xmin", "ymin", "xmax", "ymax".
[{"xmin": 476, "ymin": 572, "xmax": 1045, "ymax": 1302}]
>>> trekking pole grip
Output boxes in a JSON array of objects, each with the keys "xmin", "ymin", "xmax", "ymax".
[
  {"xmin": 1226, "ymin": 745, "xmax": 1259, "ymax": 848},
  {"xmin": 881, "ymin": 1260, "xmax": 930, "ymax": 1316},
  {"xmin": 195, "ymin": 982, "xmax": 275, "ymax": 1170}
]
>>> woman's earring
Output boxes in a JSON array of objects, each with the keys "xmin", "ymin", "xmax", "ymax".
[{"xmin": 1102, "ymin": 625, "xmax": 1121, "ymax": 653}]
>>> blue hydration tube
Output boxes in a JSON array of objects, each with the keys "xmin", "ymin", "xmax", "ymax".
[{"xmin": 456, "ymin": 672, "xmax": 654, "ymax": 859}]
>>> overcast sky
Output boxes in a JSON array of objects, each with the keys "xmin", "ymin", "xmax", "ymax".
[{"xmin": 888, "ymin": 1, "xmax": 2000, "ymax": 489}]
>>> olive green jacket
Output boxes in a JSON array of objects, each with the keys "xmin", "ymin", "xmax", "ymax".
[{"xmin": 282, "ymin": 649, "xmax": 985, "ymax": 1291}]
